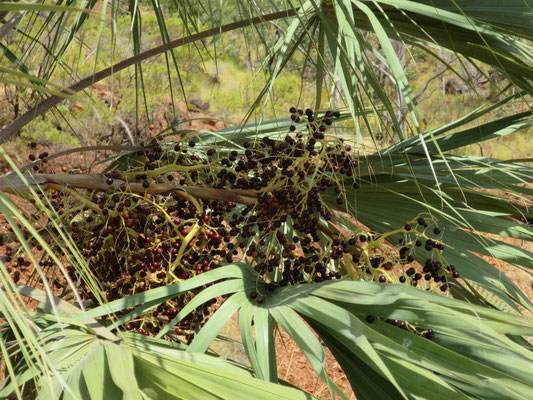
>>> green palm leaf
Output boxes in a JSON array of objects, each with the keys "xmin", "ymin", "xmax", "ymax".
[
  {"xmin": 79, "ymin": 263, "xmax": 533, "ymax": 399},
  {"xmin": 0, "ymin": 288, "xmax": 319, "ymax": 400}
]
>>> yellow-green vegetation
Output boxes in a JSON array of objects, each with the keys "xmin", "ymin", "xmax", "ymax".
[
  {"xmin": 2, "ymin": 12, "xmax": 317, "ymax": 148},
  {"xmin": 2, "ymin": 8, "xmax": 530, "ymax": 161}
]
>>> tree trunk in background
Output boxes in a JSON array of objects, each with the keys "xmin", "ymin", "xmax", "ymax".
[{"xmin": 393, "ymin": 40, "xmax": 406, "ymax": 142}]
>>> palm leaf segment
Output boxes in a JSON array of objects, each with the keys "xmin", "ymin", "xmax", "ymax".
[{"xmin": 70, "ymin": 263, "xmax": 533, "ymax": 400}]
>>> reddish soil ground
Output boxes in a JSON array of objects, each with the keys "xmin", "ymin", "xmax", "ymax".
[{"xmin": 276, "ymin": 328, "xmax": 355, "ymax": 399}]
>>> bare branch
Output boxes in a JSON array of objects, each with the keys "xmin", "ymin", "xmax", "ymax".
[
  {"xmin": 0, "ymin": 172, "xmax": 258, "ymax": 206},
  {"xmin": 0, "ymin": 12, "xmax": 22, "ymax": 41},
  {"xmin": 7, "ymin": 145, "xmax": 146, "ymax": 175},
  {"xmin": 415, "ymin": 67, "xmax": 447, "ymax": 102}
]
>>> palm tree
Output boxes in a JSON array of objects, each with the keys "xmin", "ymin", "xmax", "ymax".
[{"xmin": 0, "ymin": 1, "xmax": 532, "ymax": 399}]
